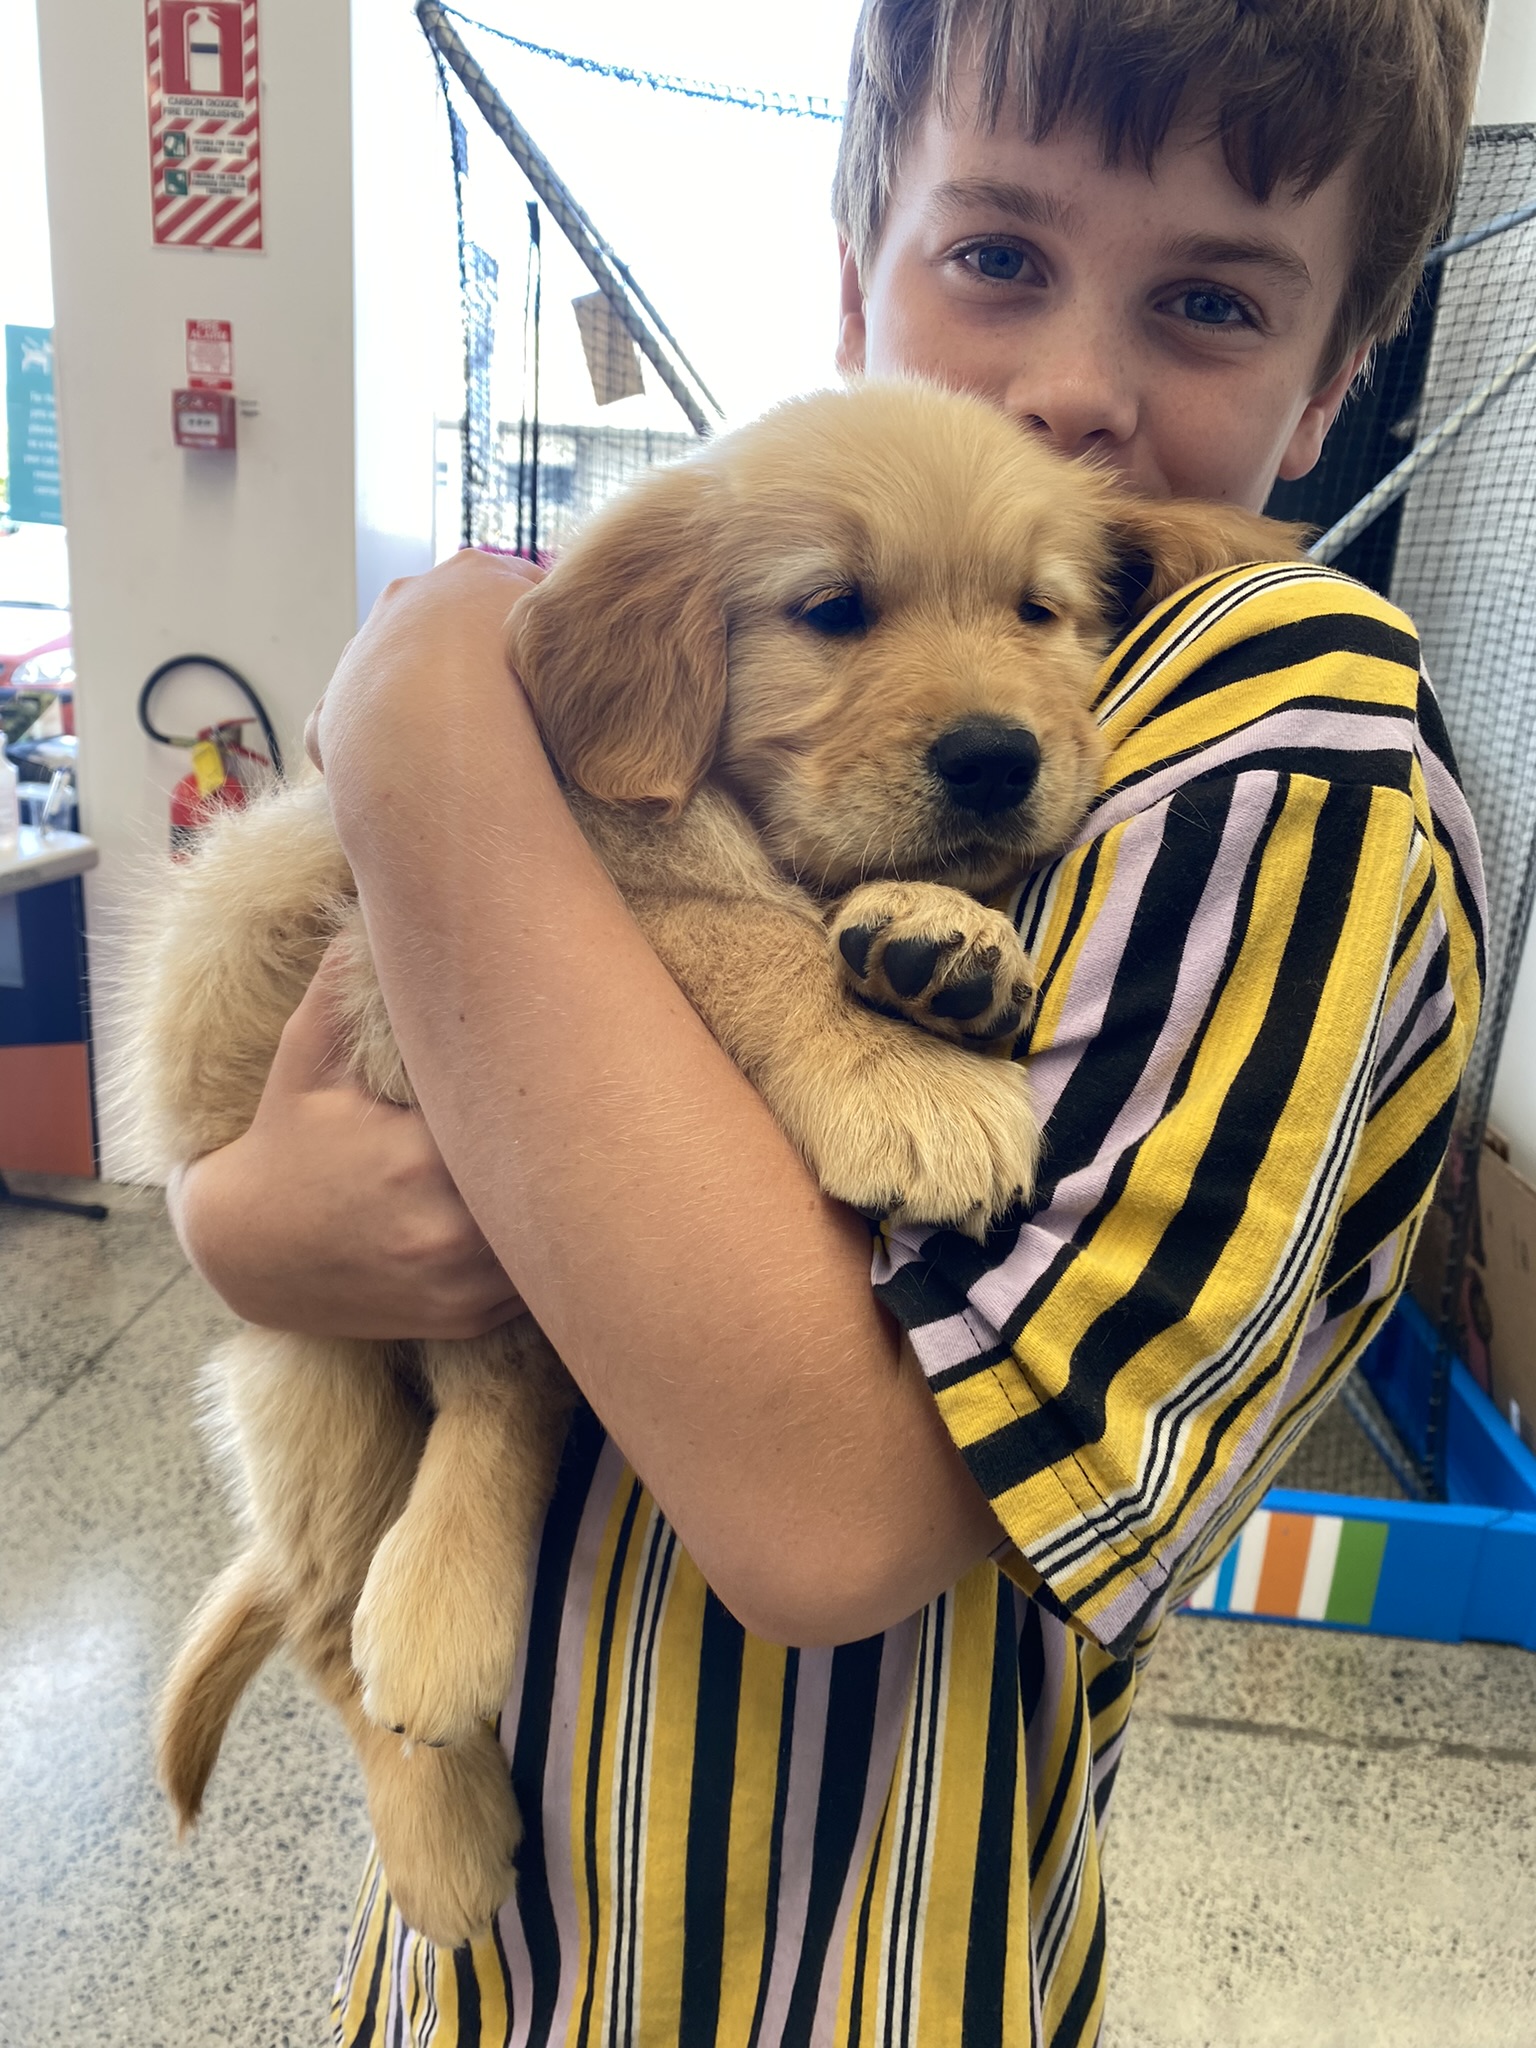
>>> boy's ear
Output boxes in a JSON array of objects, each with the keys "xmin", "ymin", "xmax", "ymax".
[
  {"xmin": 1102, "ymin": 500, "xmax": 1311, "ymax": 628},
  {"xmin": 835, "ymin": 238, "xmax": 868, "ymax": 379},
  {"xmin": 507, "ymin": 458, "xmax": 729, "ymax": 815}
]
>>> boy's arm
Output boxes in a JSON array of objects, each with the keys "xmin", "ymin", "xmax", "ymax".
[{"xmin": 314, "ymin": 549, "xmax": 1006, "ymax": 1647}]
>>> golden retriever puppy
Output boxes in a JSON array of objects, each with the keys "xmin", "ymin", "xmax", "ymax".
[{"xmin": 125, "ymin": 380, "xmax": 1302, "ymax": 1946}]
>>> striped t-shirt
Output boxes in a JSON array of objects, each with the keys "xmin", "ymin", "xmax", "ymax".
[{"xmin": 333, "ymin": 564, "xmax": 1484, "ymax": 2048}]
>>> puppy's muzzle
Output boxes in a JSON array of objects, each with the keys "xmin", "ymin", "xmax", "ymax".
[{"xmin": 928, "ymin": 720, "xmax": 1041, "ymax": 818}]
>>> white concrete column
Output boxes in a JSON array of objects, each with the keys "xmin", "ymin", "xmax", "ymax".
[
  {"xmin": 1476, "ymin": 0, "xmax": 1536, "ymax": 126},
  {"xmin": 33, "ymin": 0, "xmax": 454, "ymax": 1175}
]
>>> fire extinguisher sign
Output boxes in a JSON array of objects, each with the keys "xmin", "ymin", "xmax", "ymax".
[{"xmin": 145, "ymin": 1, "xmax": 263, "ymax": 253}]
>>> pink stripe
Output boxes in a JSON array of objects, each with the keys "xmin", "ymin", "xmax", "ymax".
[
  {"xmin": 1088, "ymin": 708, "xmax": 1414, "ymax": 840},
  {"xmin": 752, "ymin": 1651, "xmax": 834, "ymax": 2041},
  {"xmin": 809, "ymin": 1619, "xmax": 922, "ymax": 2045}
]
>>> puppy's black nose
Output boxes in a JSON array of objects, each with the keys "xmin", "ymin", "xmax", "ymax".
[{"xmin": 929, "ymin": 720, "xmax": 1041, "ymax": 817}]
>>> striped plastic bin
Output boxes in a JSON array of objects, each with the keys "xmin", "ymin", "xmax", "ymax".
[{"xmin": 1181, "ymin": 1298, "xmax": 1536, "ymax": 1648}]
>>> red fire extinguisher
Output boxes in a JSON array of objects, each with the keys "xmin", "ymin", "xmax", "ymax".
[
  {"xmin": 137, "ymin": 655, "xmax": 285, "ymax": 857},
  {"xmin": 167, "ymin": 720, "xmax": 273, "ymax": 856}
]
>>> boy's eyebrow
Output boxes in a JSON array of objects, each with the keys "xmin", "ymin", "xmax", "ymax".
[
  {"xmin": 1157, "ymin": 232, "xmax": 1314, "ymax": 293},
  {"xmin": 927, "ymin": 179, "xmax": 1078, "ymax": 234}
]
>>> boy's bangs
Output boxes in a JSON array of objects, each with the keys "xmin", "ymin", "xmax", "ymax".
[{"xmin": 939, "ymin": 0, "xmax": 1366, "ymax": 204}]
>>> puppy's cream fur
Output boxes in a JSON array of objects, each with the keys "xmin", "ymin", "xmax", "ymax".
[{"xmin": 126, "ymin": 382, "xmax": 1302, "ymax": 1946}]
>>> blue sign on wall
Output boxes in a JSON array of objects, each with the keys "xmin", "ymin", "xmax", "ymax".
[{"xmin": 4, "ymin": 325, "xmax": 63, "ymax": 526}]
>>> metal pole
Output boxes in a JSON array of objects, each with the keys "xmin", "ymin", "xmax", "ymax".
[
  {"xmin": 417, "ymin": 0, "xmax": 722, "ymax": 439},
  {"xmin": 1311, "ymin": 336, "xmax": 1536, "ymax": 564}
]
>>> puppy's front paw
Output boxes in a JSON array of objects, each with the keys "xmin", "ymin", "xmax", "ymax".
[
  {"xmin": 354, "ymin": 1515, "xmax": 525, "ymax": 1747},
  {"xmin": 784, "ymin": 1025, "xmax": 1041, "ymax": 1238},
  {"xmin": 831, "ymin": 882, "xmax": 1035, "ymax": 1058}
]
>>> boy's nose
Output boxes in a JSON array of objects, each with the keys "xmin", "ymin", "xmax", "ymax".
[{"xmin": 1003, "ymin": 333, "xmax": 1138, "ymax": 461}]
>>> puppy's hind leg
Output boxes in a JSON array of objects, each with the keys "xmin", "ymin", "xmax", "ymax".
[{"xmin": 352, "ymin": 1322, "xmax": 575, "ymax": 1747}]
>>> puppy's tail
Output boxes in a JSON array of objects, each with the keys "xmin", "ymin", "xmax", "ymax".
[{"xmin": 156, "ymin": 1551, "xmax": 285, "ymax": 1834}]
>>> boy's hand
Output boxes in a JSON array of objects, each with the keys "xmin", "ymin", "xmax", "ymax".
[
  {"xmin": 305, "ymin": 547, "xmax": 545, "ymax": 779},
  {"xmin": 169, "ymin": 948, "xmax": 526, "ymax": 1340}
]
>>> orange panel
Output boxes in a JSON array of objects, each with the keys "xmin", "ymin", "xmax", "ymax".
[
  {"xmin": 0, "ymin": 1043, "xmax": 97, "ymax": 1178},
  {"xmin": 1253, "ymin": 1509, "xmax": 1313, "ymax": 1617}
]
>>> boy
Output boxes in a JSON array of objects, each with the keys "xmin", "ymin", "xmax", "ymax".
[{"xmin": 175, "ymin": 2, "xmax": 1485, "ymax": 2040}]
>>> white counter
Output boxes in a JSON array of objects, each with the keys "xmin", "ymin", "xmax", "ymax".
[{"xmin": 0, "ymin": 825, "xmax": 99, "ymax": 897}]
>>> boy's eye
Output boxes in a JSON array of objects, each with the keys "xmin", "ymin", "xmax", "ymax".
[
  {"xmin": 1167, "ymin": 287, "xmax": 1254, "ymax": 329},
  {"xmin": 795, "ymin": 588, "xmax": 869, "ymax": 637},
  {"xmin": 961, "ymin": 243, "xmax": 1030, "ymax": 283}
]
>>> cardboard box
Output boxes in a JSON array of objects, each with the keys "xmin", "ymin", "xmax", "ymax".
[
  {"xmin": 1407, "ymin": 1130, "xmax": 1536, "ymax": 1455},
  {"xmin": 1477, "ymin": 1135, "xmax": 1536, "ymax": 1457}
]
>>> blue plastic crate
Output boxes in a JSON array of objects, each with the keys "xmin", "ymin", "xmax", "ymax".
[{"xmin": 1181, "ymin": 1296, "xmax": 1536, "ymax": 1648}]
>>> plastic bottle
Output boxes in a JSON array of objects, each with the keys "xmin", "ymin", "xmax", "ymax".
[{"xmin": 0, "ymin": 735, "xmax": 19, "ymax": 858}]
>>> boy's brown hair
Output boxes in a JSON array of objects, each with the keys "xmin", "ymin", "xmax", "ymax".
[{"xmin": 833, "ymin": 0, "xmax": 1485, "ymax": 384}]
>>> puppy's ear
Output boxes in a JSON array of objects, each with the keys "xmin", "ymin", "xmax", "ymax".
[
  {"xmin": 1103, "ymin": 500, "xmax": 1311, "ymax": 629},
  {"xmin": 507, "ymin": 458, "xmax": 728, "ymax": 814}
]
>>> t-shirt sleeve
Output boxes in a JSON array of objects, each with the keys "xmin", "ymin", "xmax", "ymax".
[{"xmin": 874, "ymin": 569, "xmax": 1483, "ymax": 1656}]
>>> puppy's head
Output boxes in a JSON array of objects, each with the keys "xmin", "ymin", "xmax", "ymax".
[{"xmin": 510, "ymin": 382, "xmax": 1306, "ymax": 894}]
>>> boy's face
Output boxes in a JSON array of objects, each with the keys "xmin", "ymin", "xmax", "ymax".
[{"xmin": 837, "ymin": 79, "xmax": 1369, "ymax": 510}]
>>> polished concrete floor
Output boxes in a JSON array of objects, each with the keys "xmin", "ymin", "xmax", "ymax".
[{"xmin": 3, "ymin": 1175, "xmax": 1533, "ymax": 2047}]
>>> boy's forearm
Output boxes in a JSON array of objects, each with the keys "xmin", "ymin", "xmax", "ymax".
[{"xmin": 328, "ymin": 660, "xmax": 1001, "ymax": 1643}]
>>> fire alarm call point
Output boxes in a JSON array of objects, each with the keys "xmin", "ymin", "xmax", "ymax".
[{"xmin": 173, "ymin": 315, "xmax": 237, "ymax": 449}]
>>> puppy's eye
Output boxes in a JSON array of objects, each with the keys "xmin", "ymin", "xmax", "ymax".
[
  {"xmin": 1018, "ymin": 597, "xmax": 1057, "ymax": 626},
  {"xmin": 795, "ymin": 588, "xmax": 869, "ymax": 637}
]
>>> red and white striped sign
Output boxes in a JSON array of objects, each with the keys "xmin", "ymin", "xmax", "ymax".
[{"xmin": 145, "ymin": 2, "xmax": 263, "ymax": 253}]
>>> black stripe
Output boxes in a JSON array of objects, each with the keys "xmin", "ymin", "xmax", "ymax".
[
  {"xmin": 1368, "ymin": 1005, "xmax": 1456, "ymax": 1128},
  {"xmin": 1049, "ymin": 1881, "xmax": 1107, "ymax": 2048},
  {"xmin": 1018, "ymin": 1600, "xmax": 1047, "ymax": 1725},
  {"xmin": 745, "ymin": 1653, "xmax": 801, "ymax": 2048},
  {"xmin": 1321, "ymin": 1088, "xmax": 1457, "ymax": 1295},
  {"xmin": 351, "ymin": 1891, "xmax": 391, "ymax": 2047},
  {"xmin": 1084, "ymin": 1651, "xmax": 1135, "ymax": 1726},
  {"xmin": 977, "ymin": 779, "xmax": 1371, "ymax": 1493},
  {"xmin": 678, "ymin": 1593, "xmax": 747, "ymax": 2048},
  {"xmin": 1091, "ymin": 570, "xmax": 1235, "ymax": 704},
  {"xmin": 783, "ymin": 1634, "xmax": 886, "ymax": 2048},
  {"xmin": 1324, "ymin": 1258, "xmax": 1375, "ymax": 1321},
  {"xmin": 1371, "ymin": 927, "xmax": 1452, "ymax": 1094},
  {"xmin": 453, "ymin": 1942, "xmax": 483, "ymax": 2041},
  {"xmin": 1136, "ymin": 614, "xmax": 1419, "ymax": 725},
  {"xmin": 961, "ymin": 1582, "xmax": 1023, "ymax": 2048},
  {"xmin": 845, "ymin": 1792, "xmax": 893, "ymax": 2048},
  {"xmin": 574, "ymin": 1476, "xmax": 645, "ymax": 2048},
  {"xmin": 1390, "ymin": 859, "xmax": 1438, "ymax": 971},
  {"xmin": 882, "ymin": 1617, "xmax": 930, "ymax": 2048},
  {"xmin": 1415, "ymin": 671, "xmax": 1463, "ymax": 784},
  {"xmin": 1025, "ymin": 837, "xmax": 1104, "ymax": 1028},
  {"xmin": 898, "ymin": 1598, "xmax": 948, "ymax": 2045},
  {"xmin": 1091, "ymin": 1748, "xmax": 1123, "ymax": 1828},
  {"xmin": 512, "ymin": 1405, "xmax": 607, "ymax": 2048},
  {"xmin": 1104, "ymin": 739, "xmax": 1413, "ymax": 804}
]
